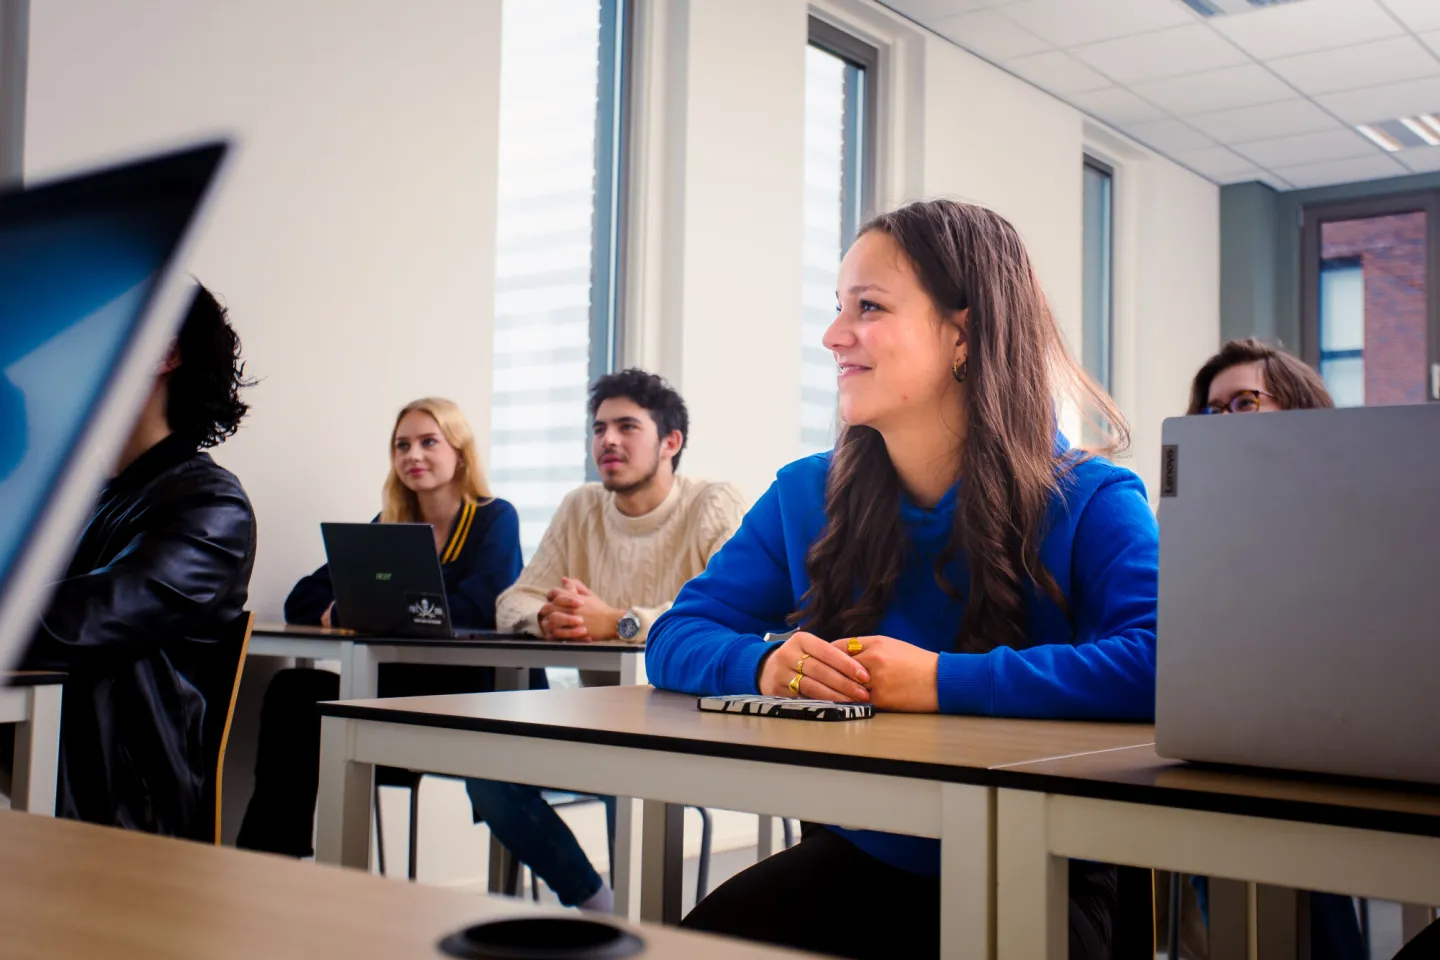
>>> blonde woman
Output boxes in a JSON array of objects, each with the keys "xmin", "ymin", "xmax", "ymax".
[
  {"xmin": 238, "ymin": 397, "xmax": 528, "ymax": 857},
  {"xmin": 287, "ymin": 397, "xmax": 521, "ymax": 628}
]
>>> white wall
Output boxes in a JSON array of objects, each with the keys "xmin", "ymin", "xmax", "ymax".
[
  {"xmin": 626, "ymin": 0, "xmax": 808, "ymax": 504},
  {"xmin": 25, "ymin": 0, "xmax": 503, "ymax": 620},
  {"xmin": 910, "ymin": 24, "xmax": 1218, "ymax": 501}
]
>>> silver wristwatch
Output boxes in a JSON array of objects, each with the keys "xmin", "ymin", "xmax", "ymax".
[{"xmin": 616, "ymin": 609, "xmax": 641, "ymax": 640}]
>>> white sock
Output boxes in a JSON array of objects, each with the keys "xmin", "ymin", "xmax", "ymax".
[{"xmin": 579, "ymin": 881, "xmax": 614, "ymax": 914}]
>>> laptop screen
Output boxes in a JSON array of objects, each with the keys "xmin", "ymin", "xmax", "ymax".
[{"xmin": 0, "ymin": 142, "xmax": 227, "ymax": 663}]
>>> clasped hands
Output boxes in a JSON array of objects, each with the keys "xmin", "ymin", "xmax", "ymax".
[
  {"xmin": 538, "ymin": 577, "xmax": 623, "ymax": 642},
  {"xmin": 758, "ymin": 631, "xmax": 939, "ymax": 712}
]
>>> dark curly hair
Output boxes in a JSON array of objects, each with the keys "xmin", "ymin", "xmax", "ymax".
[
  {"xmin": 167, "ymin": 283, "xmax": 252, "ymax": 449},
  {"xmin": 588, "ymin": 368, "xmax": 689, "ymax": 471}
]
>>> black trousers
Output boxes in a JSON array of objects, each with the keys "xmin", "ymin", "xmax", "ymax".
[
  {"xmin": 235, "ymin": 663, "xmax": 541, "ymax": 857},
  {"xmin": 683, "ymin": 826, "xmax": 1117, "ymax": 960}
]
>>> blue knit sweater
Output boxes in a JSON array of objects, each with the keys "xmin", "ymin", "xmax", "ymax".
[{"xmin": 646, "ymin": 447, "xmax": 1159, "ymax": 874}]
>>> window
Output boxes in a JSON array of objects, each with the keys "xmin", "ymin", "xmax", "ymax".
[
  {"xmin": 1301, "ymin": 194, "xmax": 1438, "ymax": 409},
  {"xmin": 800, "ymin": 19, "xmax": 877, "ymax": 458},
  {"xmin": 489, "ymin": 0, "xmax": 628, "ymax": 559},
  {"xmin": 1318, "ymin": 258, "xmax": 1365, "ymax": 407},
  {"xmin": 1081, "ymin": 157, "xmax": 1114, "ymax": 393}
]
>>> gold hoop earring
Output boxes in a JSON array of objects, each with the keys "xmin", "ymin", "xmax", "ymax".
[{"xmin": 952, "ymin": 358, "xmax": 968, "ymax": 384}]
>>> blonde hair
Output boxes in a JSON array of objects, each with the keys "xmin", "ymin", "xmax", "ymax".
[{"xmin": 380, "ymin": 397, "xmax": 492, "ymax": 523}]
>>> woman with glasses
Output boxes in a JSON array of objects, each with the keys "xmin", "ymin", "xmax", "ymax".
[
  {"xmin": 1182, "ymin": 340, "xmax": 1361, "ymax": 960},
  {"xmin": 1187, "ymin": 338, "xmax": 1334, "ymax": 416}
]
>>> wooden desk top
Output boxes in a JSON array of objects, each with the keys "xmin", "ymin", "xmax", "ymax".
[
  {"xmin": 320, "ymin": 685, "xmax": 1155, "ymax": 784},
  {"xmin": 3, "ymin": 670, "xmax": 66, "ymax": 687},
  {"xmin": 0, "ymin": 810, "xmax": 809, "ymax": 959},
  {"xmin": 253, "ymin": 621, "xmax": 644, "ymax": 652},
  {"xmin": 997, "ymin": 743, "xmax": 1440, "ymax": 838}
]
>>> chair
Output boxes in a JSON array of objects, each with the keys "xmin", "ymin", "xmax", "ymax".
[{"xmin": 196, "ymin": 611, "xmax": 254, "ymax": 845}]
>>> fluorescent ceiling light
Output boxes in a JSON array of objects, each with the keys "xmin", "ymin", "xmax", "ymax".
[
  {"xmin": 1419, "ymin": 115, "xmax": 1440, "ymax": 138},
  {"xmin": 1357, "ymin": 123, "xmax": 1403, "ymax": 152},
  {"xmin": 1401, "ymin": 117, "xmax": 1440, "ymax": 146}
]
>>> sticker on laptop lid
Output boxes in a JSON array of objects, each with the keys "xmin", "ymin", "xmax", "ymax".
[{"xmin": 406, "ymin": 593, "xmax": 447, "ymax": 627}]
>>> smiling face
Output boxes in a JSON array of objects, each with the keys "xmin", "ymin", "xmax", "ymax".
[
  {"xmin": 391, "ymin": 410, "xmax": 461, "ymax": 495},
  {"xmin": 823, "ymin": 229, "xmax": 967, "ymax": 432}
]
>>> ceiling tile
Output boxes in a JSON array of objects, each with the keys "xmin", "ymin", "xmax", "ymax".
[
  {"xmin": 1121, "ymin": 118, "xmax": 1215, "ymax": 153},
  {"xmin": 1316, "ymin": 76, "xmax": 1440, "ymax": 124},
  {"xmin": 1268, "ymin": 153, "xmax": 1409, "ymax": 188},
  {"xmin": 1379, "ymin": 0, "xmax": 1440, "ymax": 33},
  {"xmin": 882, "ymin": 0, "xmax": 993, "ymax": 17},
  {"xmin": 1267, "ymin": 36, "xmax": 1440, "ymax": 96},
  {"xmin": 1131, "ymin": 64, "xmax": 1296, "ymax": 116},
  {"xmin": 1004, "ymin": 50, "xmax": 1112, "ymax": 94},
  {"xmin": 1420, "ymin": 30, "xmax": 1440, "ymax": 57},
  {"xmin": 1068, "ymin": 86, "xmax": 1168, "ymax": 125},
  {"xmin": 1070, "ymin": 24, "xmax": 1249, "ymax": 83},
  {"xmin": 998, "ymin": 0, "xmax": 1197, "ymax": 48},
  {"xmin": 1213, "ymin": 0, "xmax": 1403, "ymax": 60},
  {"xmin": 1173, "ymin": 145, "xmax": 1266, "ymax": 179},
  {"xmin": 1233, "ymin": 128, "xmax": 1379, "ymax": 166},
  {"xmin": 1188, "ymin": 99, "xmax": 1340, "ymax": 142},
  {"xmin": 929, "ymin": 8, "xmax": 1051, "ymax": 59},
  {"xmin": 1394, "ymin": 146, "xmax": 1440, "ymax": 172}
]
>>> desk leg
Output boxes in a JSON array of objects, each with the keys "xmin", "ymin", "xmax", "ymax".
[
  {"xmin": 997, "ymin": 788, "xmax": 1065, "ymax": 960},
  {"xmin": 756, "ymin": 816, "xmax": 775, "ymax": 860},
  {"xmin": 494, "ymin": 667, "xmax": 526, "ymax": 691},
  {"xmin": 640, "ymin": 800, "xmax": 684, "ymax": 925},
  {"xmin": 316, "ymin": 716, "xmax": 374, "ymax": 869},
  {"xmin": 1403, "ymin": 904, "xmax": 1437, "ymax": 944},
  {"xmin": 11, "ymin": 685, "xmax": 61, "ymax": 816},
  {"xmin": 339, "ymin": 642, "xmax": 380, "ymax": 700},
  {"xmin": 619, "ymin": 651, "xmax": 647, "ymax": 687},
  {"xmin": 613, "ymin": 795, "xmax": 643, "ymax": 921},
  {"xmin": 1207, "ymin": 878, "xmax": 1251, "ymax": 960},
  {"xmin": 942, "ymin": 783, "xmax": 996, "ymax": 960}
]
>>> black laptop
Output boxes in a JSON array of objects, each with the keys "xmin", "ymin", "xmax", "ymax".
[{"xmin": 320, "ymin": 522, "xmax": 479, "ymax": 638}]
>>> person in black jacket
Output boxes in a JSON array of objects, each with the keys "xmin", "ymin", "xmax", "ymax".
[
  {"xmin": 18, "ymin": 283, "xmax": 256, "ymax": 839},
  {"xmin": 236, "ymin": 397, "xmax": 535, "ymax": 857}
]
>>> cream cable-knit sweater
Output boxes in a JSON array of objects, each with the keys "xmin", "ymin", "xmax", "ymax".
[{"xmin": 495, "ymin": 474, "xmax": 746, "ymax": 643}]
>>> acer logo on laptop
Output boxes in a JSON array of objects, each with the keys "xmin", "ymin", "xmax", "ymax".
[{"xmin": 374, "ymin": 572, "xmax": 392, "ymax": 581}]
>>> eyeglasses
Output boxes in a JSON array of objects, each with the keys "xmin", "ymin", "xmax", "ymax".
[{"xmin": 1201, "ymin": 389, "xmax": 1274, "ymax": 415}]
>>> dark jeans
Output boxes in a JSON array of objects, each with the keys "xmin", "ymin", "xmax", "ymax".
[
  {"xmin": 236, "ymin": 663, "xmax": 541, "ymax": 857},
  {"xmin": 683, "ymin": 826, "xmax": 1117, "ymax": 960},
  {"xmin": 464, "ymin": 779, "xmax": 614, "ymax": 907}
]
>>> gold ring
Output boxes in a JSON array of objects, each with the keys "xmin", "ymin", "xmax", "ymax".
[
  {"xmin": 788, "ymin": 673, "xmax": 802, "ymax": 695},
  {"xmin": 797, "ymin": 653, "xmax": 811, "ymax": 675},
  {"xmin": 847, "ymin": 638, "xmax": 863, "ymax": 654}
]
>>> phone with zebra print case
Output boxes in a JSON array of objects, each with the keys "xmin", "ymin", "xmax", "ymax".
[{"xmin": 697, "ymin": 694, "xmax": 873, "ymax": 721}]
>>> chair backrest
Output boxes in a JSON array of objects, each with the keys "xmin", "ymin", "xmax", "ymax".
[{"xmin": 198, "ymin": 611, "xmax": 253, "ymax": 845}]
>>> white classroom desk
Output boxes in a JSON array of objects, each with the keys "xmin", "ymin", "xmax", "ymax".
[
  {"xmin": 0, "ymin": 670, "xmax": 64, "ymax": 816},
  {"xmin": 993, "ymin": 743, "xmax": 1440, "ymax": 960},
  {"xmin": 247, "ymin": 622, "xmax": 648, "ymax": 698},
  {"xmin": 313, "ymin": 684, "xmax": 1156, "ymax": 953}
]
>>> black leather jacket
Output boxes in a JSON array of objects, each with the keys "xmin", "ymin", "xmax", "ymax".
[{"xmin": 23, "ymin": 434, "xmax": 255, "ymax": 839}]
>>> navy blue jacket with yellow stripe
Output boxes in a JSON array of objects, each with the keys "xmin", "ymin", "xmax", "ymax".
[{"xmin": 284, "ymin": 498, "xmax": 522, "ymax": 630}]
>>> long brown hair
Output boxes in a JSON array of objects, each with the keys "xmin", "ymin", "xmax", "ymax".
[
  {"xmin": 380, "ymin": 397, "xmax": 493, "ymax": 524},
  {"xmin": 791, "ymin": 200, "xmax": 1128, "ymax": 653},
  {"xmin": 1186, "ymin": 338, "xmax": 1333, "ymax": 414}
]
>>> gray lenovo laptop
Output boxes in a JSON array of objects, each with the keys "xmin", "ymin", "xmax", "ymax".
[
  {"xmin": 0, "ymin": 142, "xmax": 229, "ymax": 674},
  {"xmin": 1155, "ymin": 402, "xmax": 1440, "ymax": 785}
]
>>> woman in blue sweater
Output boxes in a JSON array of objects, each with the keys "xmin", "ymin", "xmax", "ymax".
[{"xmin": 646, "ymin": 200, "xmax": 1159, "ymax": 959}]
